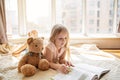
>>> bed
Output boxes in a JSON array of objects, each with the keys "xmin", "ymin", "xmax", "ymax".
[{"xmin": 0, "ymin": 44, "xmax": 120, "ymax": 80}]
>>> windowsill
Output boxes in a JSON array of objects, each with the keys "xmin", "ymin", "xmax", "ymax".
[
  {"xmin": 70, "ymin": 33, "xmax": 120, "ymax": 39},
  {"xmin": 8, "ymin": 33, "xmax": 120, "ymax": 44},
  {"xmin": 8, "ymin": 33, "xmax": 120, "ymax": 49},
  {"xmin": 8, "ymin": 33, "xmax": 120, "ymax": 40}
]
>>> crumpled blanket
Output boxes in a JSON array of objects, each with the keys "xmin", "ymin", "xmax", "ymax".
[
  {"xmin": 0, "ymin": 54, "xmax": 19, "ymax": 80},
  {"xmin": 0, "ymin": 44, "xmax": 11, "ymax": 54}
]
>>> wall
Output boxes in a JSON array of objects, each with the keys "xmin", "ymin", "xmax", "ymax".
[{"xmin": 70, "ymin": 38, "xmax": 120, "ymax": 49}]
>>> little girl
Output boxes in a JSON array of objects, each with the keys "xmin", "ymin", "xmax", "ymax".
[{"xmin": 43, "ymin": 24, "xmax": 74, "ymax": 74}]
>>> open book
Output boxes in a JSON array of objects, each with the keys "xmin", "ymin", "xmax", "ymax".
[{"xmin": 52, "ymin": 63, "xmax": 110, "ymax": 80}]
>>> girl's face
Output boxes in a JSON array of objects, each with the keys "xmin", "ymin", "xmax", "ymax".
[{"xmin": 54, "ymin": 31, "xmax": 68, "ymax": 49}]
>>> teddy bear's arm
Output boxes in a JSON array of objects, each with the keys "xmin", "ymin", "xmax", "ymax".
[{"xmin": 18, "ymin": 55, "xmax": 28, "ymax": 72}]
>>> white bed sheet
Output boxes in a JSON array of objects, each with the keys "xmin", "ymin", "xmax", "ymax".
[{"xmin": 0, "ymin": 44, "xmax": 120, "ymax": 80}]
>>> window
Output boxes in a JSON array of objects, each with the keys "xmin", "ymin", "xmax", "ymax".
[
  {"xmin": 86, "ymin": 0, "xmax": 114, "ymax": 34},
  {"xmin": 109, "ymin": 10, "xmax": 113, "ymax": 17},
  {"xmin": 97, "ymin": 11, "xmax": 100, "ymax": 17},
  {"xmin": 5, "ymin": 0, "xmax": 18, "ymax": 36},
  {"xmin": 5, "ymin": 0, "xmax": 120, "ymax": 38},
  {"xmin": 26, "ymin": 0, "xmax": 51, "ymax": 36},
  {"xmin": 89, "ymin": 20, "xmax": 94, "ymax": 24},
  {"xmin": 109, "ymin": 19, "xmax": 113, "ymax": 27},
  {"xmin": 97, "ymin": 20, "xmax": 99, "ymax": 27},
  {"xmin": 97, "ymin": 1, "xmax": 100, "ymax": 8},
  {"xmin": 56, "ymin": 0, "xmax": 83, "ymax": 34}
]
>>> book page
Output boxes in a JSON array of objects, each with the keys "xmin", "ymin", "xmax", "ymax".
[
  {"xmin": 73, "ymin": 67, "xmax": 98, "ymax": 80},
  {"xmin": 53, "ymin": 67, "xmax": 98, "ymax": 80},
  {"xmin": 75, "ymin": 63, "xmax": 110, "ymax": 79},
  {"xmin": 53, "ymin": 68, "xmax": 86, "ymax": 80},
  {"xmin": 52, "ymin": 63, "xmax": 110, "ymax": 80}
]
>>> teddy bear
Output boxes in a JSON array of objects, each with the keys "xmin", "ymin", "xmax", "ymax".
[{"xmin": 18, "ymin": 37, "xmax": 49, "ymax": 76}]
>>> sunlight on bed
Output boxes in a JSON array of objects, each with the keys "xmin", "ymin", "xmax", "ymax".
[
  {"xmin": 70, "ymin": 44, "xmax": 116, "ymax": 60},
  {"xmin": 80, "ymin": 53, "xmax": 115, "ymax": 60}
]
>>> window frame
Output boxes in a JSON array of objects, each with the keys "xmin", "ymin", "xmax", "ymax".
[{"xmin": 8, "ymin": 0, "xmax": 120, "ymax": 37}]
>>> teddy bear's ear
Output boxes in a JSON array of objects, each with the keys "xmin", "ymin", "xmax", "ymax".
[{"xmin": 27, "ymin": 37, "xmax": 33, "ymax": 44}]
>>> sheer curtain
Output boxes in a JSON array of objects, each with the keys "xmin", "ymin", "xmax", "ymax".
[{"xmin": 0, "ymin": 0, "xmax": 10, "ymax": 54}]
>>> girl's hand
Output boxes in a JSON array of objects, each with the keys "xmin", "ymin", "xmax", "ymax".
[
  {"xmin": 58, "ymin": 64, "xmax": 69, "ymax": 74},
  {"xmin": 65, "ymin": 61, "xmax": 74, "ymax": 67}
]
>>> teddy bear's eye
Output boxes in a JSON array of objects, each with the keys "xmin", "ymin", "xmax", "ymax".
[{"xmin": 35, "ymin": 45, "xmax": 38, "ymax": 47}]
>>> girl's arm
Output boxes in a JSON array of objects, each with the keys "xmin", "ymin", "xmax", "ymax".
[
  {"xmin": 43, "ymin": 47, "xmax": 69, "ymax": 74},
  {"xmin": 59, "ymin": 50, "xmax": 74, "ymax": 67},
  {"xmin": 43, "ymin": 47, "xmax": 60, "ymax": 70},
  {"xmin": 59, "ymin": 51, "xmax": 66, "ymax": 64}
]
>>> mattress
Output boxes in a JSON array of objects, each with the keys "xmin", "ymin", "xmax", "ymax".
[{"xmin": 0, "ymin": 44, "xmax": 120, "ymax": 80}]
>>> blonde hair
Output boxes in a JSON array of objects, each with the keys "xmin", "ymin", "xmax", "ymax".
[{"xmin": 50, "ymin": 24, "xmax": 70, "ymax": 60}]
